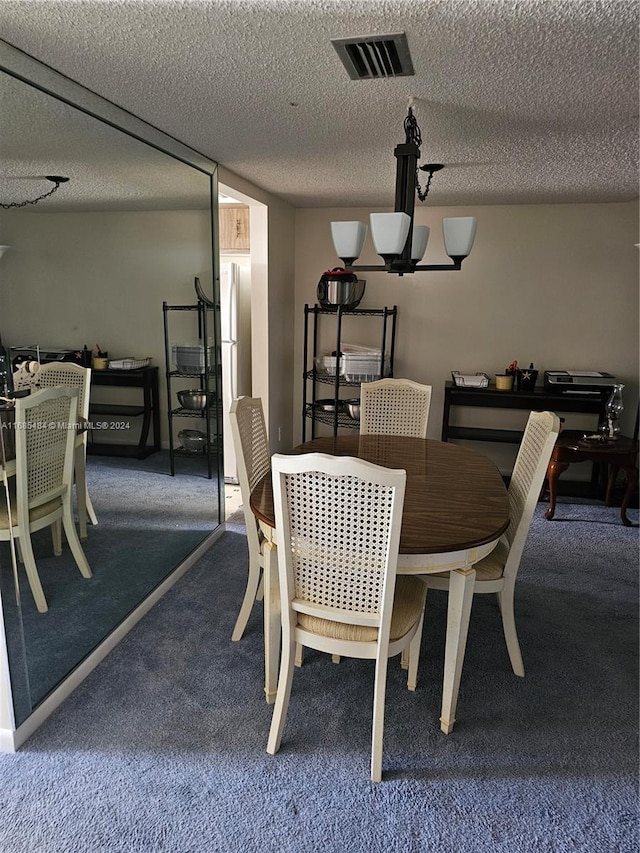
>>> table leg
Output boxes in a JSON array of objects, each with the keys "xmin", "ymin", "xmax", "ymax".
[
  {"xmin": 262, "ymin": 539, "xmax": 280, "ymax": 704},
  {"xmin": 74, "ymin": 442, "xmax": 88, "ymax": 540},
  {"xmin": 440, "ymin": 566, "xmax": 475, "ymax": 735},
  {"xmin": 605, "ymin": 465, "xmax": 618, "ymax": 507},
  {"xmin": 138, "ymin": 377, "xmax": 152, "ymax": 459},
  {"xmin": 544, "ymin": 459, "xmax": 570, "ymax": 520},
  {"xmin": 621, "ymin": 466, "xmax": 639, "ymax": 527}
]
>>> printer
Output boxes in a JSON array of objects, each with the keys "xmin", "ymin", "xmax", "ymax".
[
  {"xmin": 544, "ymin": 370, "xmax": 616, "ymax": 394},
  {"xmin": 11, "ymin": 345, "xmax": 79, "ymax": 371}
]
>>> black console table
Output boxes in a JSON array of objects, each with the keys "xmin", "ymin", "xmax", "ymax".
[
  {"xmin": 88, "ymin": 366, "xmax": 161, "ymax": 459},
  {"xmin": 441, "ymin": 381, "xmax": 608, "ymax": 445},
  {"xmin": 441, "ymin": 381, "xmax": 611, "ymax": 495}
]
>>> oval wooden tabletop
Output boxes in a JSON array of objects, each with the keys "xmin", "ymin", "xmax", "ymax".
[{"xmin": 250, "ymin": 434, "xmax": 510, "ymax": 555}]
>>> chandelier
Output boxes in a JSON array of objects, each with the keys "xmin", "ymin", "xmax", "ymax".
[
  {"xmin": 0, "ymin": 176, "xmax": 70, "ymax": 210},
  {"xmin": 330, "ymin": 107, "xmax": 476, "ymax": 275}
]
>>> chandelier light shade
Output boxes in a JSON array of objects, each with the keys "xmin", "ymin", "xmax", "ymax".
[
  {"xmin": 370, "ymin": 212, "xmax": 411, "ymax": 261},
  {"xmin": 330, "ymin": 106, "xmax": 477, "ymax": 275},
  {"xmin": 411, "ymin": 225, "xmax": 430, "ymax": 261},
  {"xmin": 330, "ymin": 221, "xmax": 368, "ymax": 267},
  {"xmin": 442, "ymin": 217, "xmax": 477, "ymax": 260}
]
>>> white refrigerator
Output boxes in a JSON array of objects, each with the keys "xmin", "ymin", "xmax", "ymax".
[{"xmin": 220, "ymin": 261, "xmax": 251, "ymax": 483}]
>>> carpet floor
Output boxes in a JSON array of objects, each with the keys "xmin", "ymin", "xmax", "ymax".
[
  {"xmin": 0, "ymin": 498, "xmax": 637, "ymax": 852},
  {"xmin": 1, "ymin": 450, "xmax": 221, "ymax": 719}
]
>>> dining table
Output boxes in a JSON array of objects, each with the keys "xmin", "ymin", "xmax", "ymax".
[{"xmin": 250, "ymin": 433, "xmax": 510, "ymax": 735}]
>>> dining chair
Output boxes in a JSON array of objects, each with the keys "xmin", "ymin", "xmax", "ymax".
[
  {"xmin": 359, "ymin": 378, "xmax": 432, "ymax": 438},
  {"xmin": 229, "ymin": 396, "xmax": 271, "ymax": 641},
  {"xmin": 266, "ymin": 451, "xmax": 426, "ymax": 782},
  {"xmin": 37, "ymin": 361, "xmax": 97, "ymax": 539},
  {"xmin": 0, "ymin": 386, "xmax": 93, "ymax": 613},
  {"xmin": 421, "ymin": 409, "xmax": 561, "ymax": 676}
]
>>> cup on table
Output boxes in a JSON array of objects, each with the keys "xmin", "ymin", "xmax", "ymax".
[{"xmin": 495, "ymin": 374, "xmax": 513, "ymax": 391}]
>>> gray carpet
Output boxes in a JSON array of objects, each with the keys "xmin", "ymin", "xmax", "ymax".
[
  {"xmin": 0, "ymin": 498, "xmax": 637, "ymax": 852},
  {"xmin": 1, "ymin": 450, "xmax": 222, "ymax": 719}
]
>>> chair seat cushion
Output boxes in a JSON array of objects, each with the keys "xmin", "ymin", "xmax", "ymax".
[
  {"xmin": 297, "ymin": 575, "xmax": 425, "ymax": 643},
  {"xmin": 429, "ymin": 539, "xmax": 509, "ymax": 582},
  {"xmin": 0, "ymin": 487, "xmax": 63, "ymax": 528}
]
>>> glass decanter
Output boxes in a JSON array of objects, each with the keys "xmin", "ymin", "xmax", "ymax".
[{"xmin": 599, "ymin": 383, "xmax": 624, "ymax": 440}]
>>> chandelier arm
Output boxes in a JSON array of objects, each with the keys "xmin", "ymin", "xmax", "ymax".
[
  {"xmin": 344, "ymin": 259, "xmax": 465, "ymax": 275},
  {"xmin": 0, "ymin": 176, "xmax": 69, "ymax": 210}
]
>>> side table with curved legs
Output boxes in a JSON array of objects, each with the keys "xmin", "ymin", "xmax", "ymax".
[{"xmin": 545, "ymin": 431, "xmax": 639, "ymax": 526}]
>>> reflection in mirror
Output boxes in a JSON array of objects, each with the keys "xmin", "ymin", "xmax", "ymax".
[{"xmin": 0, "ymin": 57, "xmax": 222, "ymax": 728}]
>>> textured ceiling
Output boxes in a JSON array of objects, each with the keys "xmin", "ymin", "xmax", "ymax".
[
  {"xmin": 0, "ymin": 72, "xmax": 212, "ymax": 212},
  {"xmin": 0, "ymin": 0, "xmax": 638, "ymax": 210}
]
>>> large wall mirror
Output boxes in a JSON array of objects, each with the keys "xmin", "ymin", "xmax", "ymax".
[{"xmin": 0, "ymin": 42, "xmax": 223, "ymax": 733}]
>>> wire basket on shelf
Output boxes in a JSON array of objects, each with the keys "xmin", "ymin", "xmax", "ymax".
[
  {"xmin": 451, "ymin": 371, "xmax": 490, "ymax": 388},
  {"xmin": 108, "ymin": 357, "xmax": 151, "ymax": 370}
]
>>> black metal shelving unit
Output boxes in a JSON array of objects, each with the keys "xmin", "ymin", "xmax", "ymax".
[
  {"xmin": 162, "ymin": 300, "xmax": 221, "ymax": 478},
  {"xmin": 302, "ymin": 304, "xmax": 398, "ymax": 440}
]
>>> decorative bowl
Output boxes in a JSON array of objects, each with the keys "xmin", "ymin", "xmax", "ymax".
[
  {"xmin": 344, "ymin": 398, "xmax": 361, "ymax": 419},
  {"xmin": 314, "ymin": 398, "xmax": 343, "ymax": 413},
  {"xmin": 178, "ymin": 428, "xmax": 207, "ymax": 452},
  {"xmin": 177, "ymin": 389, "xmax": 215, "ymax": 410}
]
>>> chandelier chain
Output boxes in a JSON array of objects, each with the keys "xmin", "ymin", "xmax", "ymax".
[
  {"xmin": 0, "ymin": 177, "xmax": 67, "ymax": 210},
  {"xmin": 404, "ymin": 106, "xmax": 436, "ymax": 203},
  {"xmin": 404, "ymin": 106, "xmax": 422, "ymax": 148},
  {"xmin": 416, "ymin": 169, "xmax": 435, "ymax": 203}
]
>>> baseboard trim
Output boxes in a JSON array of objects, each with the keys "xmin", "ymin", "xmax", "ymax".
[
  {"xmin": 0, "ymin": 727, "xmax": 17, "ymax": 752},
  {"xmin": 6, "ymin": 525, "xmax": 225, "ymax": 752}
]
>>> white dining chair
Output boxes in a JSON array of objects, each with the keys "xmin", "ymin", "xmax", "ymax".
[
  {"xmin": 37, "ymin": 361, "xmax": 97, "ymax": 539},
  {"xmin": 0, "ymin": 386, "xmax": 93, "ymax": 613},
  {"xmin": 229, "ymin": 396, "xmax": 271, "ymax": 641},
  {"xmin": 359, "ymin": 378, "xmax": 432, "ymax": 438},
  {"xmin": 267, "ymin": 451, "xmax": 426, "ymax": 782},
  {"xmin": 421, "ymin": 410, "xmax": 561, "ymax": 676}
]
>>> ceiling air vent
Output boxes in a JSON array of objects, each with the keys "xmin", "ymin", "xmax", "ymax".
[{"xmin": 331, "ymin": 33, "xmax": 415, "ymax": 80}]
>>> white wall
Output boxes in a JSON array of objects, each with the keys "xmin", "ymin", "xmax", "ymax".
[
  {"xmin": 0, "ymin": 208, "xmax": 212, "ymax": 444},
  {"xmin": 0, "ymin": 174, "xmax": 298, "ymax": 456},
  {"xmin": 3, "ymin": 198, "xmax": 635, "ymax": 471},
  {"xmin": 294, "ymin": 201, "xmax": 639, "ymax": 470}
]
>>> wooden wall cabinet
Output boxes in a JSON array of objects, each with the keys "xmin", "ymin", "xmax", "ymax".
[{"xmin": 219, "ymin": 205, "xmax": 250, "ymax": 253}]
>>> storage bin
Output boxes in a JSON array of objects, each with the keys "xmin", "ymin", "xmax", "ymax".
[
  {"xmin": 314, "ymin": 344, "xmax": 387, "ymax": 380},
  {"xmin": 172, "ymin": 342, "xmax": 216, "ymax": 374},
  {"xmin": 341, "ymin": 351, "xmax": 390, "ymax": 383},
  {"xmin": 314, "ymin": 355, "xmax": 338, "ymax": 376}
]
